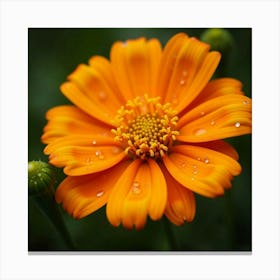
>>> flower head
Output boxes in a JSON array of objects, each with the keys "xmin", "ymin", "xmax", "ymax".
[{"xmin": 42, "ymin": 33, "xmax": 252, "ymax": 230}]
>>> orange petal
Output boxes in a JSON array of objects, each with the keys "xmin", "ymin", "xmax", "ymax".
[
  {"xmin": 106, "ymin": 159, "xmax": 167, "ymax": 230},
  {"xmin": 177, "ymin": 95, "xmax": 252, "ymax": 142},
  {"xmin": 46, "ymin": 135, "xmax": 126, "ymax": 175},
  {"xmin": 180, "ymin": 78, "xmax": 244, "ymax": 117},
  {"xmin": 44, "ymin": 134, "xmax": 114, "ymax": 155},
  {"xmin": 106, "ymin": 159, "xmax": 142, "ymax": 228},
  {"xmin": 162, "ymin": 166, "xmax": 196, "ymax": 226},
  {"xmin": 68, "ymin": 62, "xmax": 123, "ymax": 112},
  {"xmin": 173, "ymin": 51, "xmax": 221, "ymax": 113},
  {"xmin": 88, "ymin": 55, "xmax": 126, "ymax": 104},
  {"xmin": 147, "ymin": 159, "xmax": 167, "ymax": 220},
  {"xmin": 173, "ymin": 144, "xmax": 241, "ymax": 176},
  {"xmin": 158, "ymin": 33, "xmax": 221, "ymax": 112},
  {"xmin": 60, "ymin": 82, "xmax": 117, "ymax": 126},
  {"xmin": 156, "ymin": 33, "xmax": 189, "ymax": 100},
  {"xmin": 162, "ymin": 37, "xmax": 210, "ymax": 105},
  {"xmin": 147, "ymin": 39, "xmax": 162, "ymax": 97},
  {"xmin": 55, "ymin": 160, "xmax": 130, "ymax": 219},
  {"xmin": 110, "ymin": 37, "xmax": 162, "ymax": 101},
  {"xmin": 191, "ymin": 78, "xmax": 243, "ymax": 106},
  {"xmin": 41, "ymin": 105, "xmax": 112, "ymax": 144},
  {"xmin": 191, "ymin": 140, "xmax": 239, "ymax": 160},
  {"xmin": 163, "ymin": 145, "xmax": 241, "ymax": 197}
]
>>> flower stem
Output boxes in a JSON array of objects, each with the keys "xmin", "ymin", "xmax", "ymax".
[
  {"xmin": 28, "ymin": 160, "xmax": 76, "ymax": 250},
  {"xmin": 32, "ymin": 194, "xmax": 76, "ymax": 250}
]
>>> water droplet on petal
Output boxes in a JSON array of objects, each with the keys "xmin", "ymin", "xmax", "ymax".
[
  {"xmin": 101, "ymin": 132, "xmax": 109, "ymax": 137},
  {"xmin": 98, "ymin": 91, "xmax": 107, "ymax": 100},
  {"xmin": 243, "ymin": 100, "xmax": 249, "ymax": 105},
  {"xmin": 192, "ymin": 164, "xmax": 197, "ymax": 169},
  {"xmin": 92, "ymin": 140, "xmax": 97, "ymax": 145},
  {"xmin": 172, "ymin": 95, "xmax": 178, "ymax": 104},
  {"xmin": 85, "ymin": 158, "xmax": 92, "ymax": 164},
  {"xmin": 112, "ymin": 147, "xmax": 121, "ymax": 154},
  {"xmin": 235, "ymin": 122, "xmax": 241, "ymax": 128},
  {"xmin": 96, "ymin": 191, "xmax": 104, "ymax": 198},
  {"xmin": 193, "ymin": 170, "xmax": 198, "ymax": 175},
  {"xmin": 182, "ymin": 70, "xmax": 188, "ymax": 77},
  {"xmin": 181, "ymin": 162, "xmax": 186, "ymax": 168},
  {"xmin": 197, "ymin": 157, "xmax": 201, "ymax": 161},
  {"xmin": 94, "ymin": 150, "xmax": 105, "ymax": 160},
  {"xmin": 200, "ymin": 111, "xmax": 205, "ymax": 116},
  {"xmin": 210, "ymin": 120, "xmax": 215, "ymax": 126},
  {"xmin": 191, "ymin": 177, "xmax": 195, "ymax": 181},
  {"xmin": 180, "ymin": 79, "xmax": 185, "ymax": 85},
  {"xmin": 194, "ymin": 128, "xmax": 207, "ymax": 136},
  {"xmin": 204, "ymin": 157, "xmax": 210, "ymax": 164},
  {"xmin": 132, "ymin": 181, "xmax": 141, "ymax": 194}
]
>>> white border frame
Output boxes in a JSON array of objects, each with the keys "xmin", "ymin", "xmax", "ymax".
[{"xmin": 1, "ymin": 0, "xmax": 279, "ymax": 279}]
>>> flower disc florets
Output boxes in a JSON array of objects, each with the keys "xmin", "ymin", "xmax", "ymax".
[{"xmin": 112, "ymin": 95, "xmax": 179, "ymax": 160}]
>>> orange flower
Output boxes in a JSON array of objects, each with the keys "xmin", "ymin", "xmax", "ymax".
[{"xmin": 42, "ymin": 33, "xmax": 252, "ymax": 230}]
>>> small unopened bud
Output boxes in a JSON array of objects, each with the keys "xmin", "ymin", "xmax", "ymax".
[
  {"xmin": 28, "ymin": 160, "xmax": 55, "ymax": 195},
  {"xmin": 200, "ymin": 28, "xmax": 233, "ymax": 55}
]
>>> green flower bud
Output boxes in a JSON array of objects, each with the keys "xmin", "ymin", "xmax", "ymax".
[
  {"xmin": 28, "ymin": 160, "xmax": 75, "ymax": 249},
  {"xmin": 200, "ymin": 28, "xmax": 233, "ymax": 55},
  {"xmin": 28, "ymin": 160, "xmax": 55, "ymax": 196}
]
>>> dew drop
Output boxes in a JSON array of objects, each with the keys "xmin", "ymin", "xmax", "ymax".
[
  {"xmin": 112, "ymin": 147, "xmax": 121, "ymax": 154},
  {"xmin": 243, "ymin": 100, "xmax": 249, "ymax": 105},
  {"xmin": 95, "ymin": 150, "xmax": 101, "ymax": 156},
  {"xmin": 85, "ymin": 157, "xmax": 93, "ymax": 164},
  {"xmin": 92, "ymin": 140, "xmax": 97, "ymax": 145},
  {"xmin": 181, "ymin": 162, "xmax": 186, "ymax": 168},
  {"xmin": 210, "ymin": 120, "xmax": 215, "ymax": 126},
  {"xmin": 197, "ymin": 157, "xmax": 201, "ymax": 161},
  {"xmin": 96, "ymin": 191, "xmax": 104, "ymax": 198},
  {"xmin": 235, "ymin": 122, "xmax": 241, "ymax": 128},
  {"xmin": 191, "ymin": 177, "xmax": 195, "ymax": 181},
  {"xmin": 193, "ymin": 170, "xmax": 198, "ymax": 175},
  {"xmin": 182, "ymin": 70, "xmax": 188, "ymax": 77},
  {"xmin": 132, "ymin": 181, "xmax": 139, "ymax": 187},
  {"xmin": 101, "ymin": 132, "xmax": 109, "ymax": 137},
  {"xmin": 194, "ymin": 128, "xmax": 207, "ymax": 136},
  {"xmin": 200, "ymin": 111, "xmax": 205, "ymax": 116},
  {"xmin": 132, "ymin": 181, "xmax": 141, "ymax": 194},
  {"xmin": 172, "ymin": 98, "xmax": 178, "ymax": 105},
  {"xmin": 98, "ymin": 91, "xmax": 107, "ymax": 100},
  {"xmin": 204, "ymin": 157, "xmax": 210, "ymax": 164},
  {"xmin": 192, "ymin": 164, "xmax": 197, "ymax": 169},
  {"xmin": 179, "ymin": 79, "xmax": 185, "ymax": 86}
]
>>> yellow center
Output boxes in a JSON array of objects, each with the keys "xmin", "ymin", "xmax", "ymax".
[{"xmin": 112, "ymin": 95, "xmax": 179, "ymax": 160}]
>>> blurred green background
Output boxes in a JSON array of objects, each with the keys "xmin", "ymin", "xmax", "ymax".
[{"xmin": 28, "ymin": 28, "xmax": 251, "ymax": 251}]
